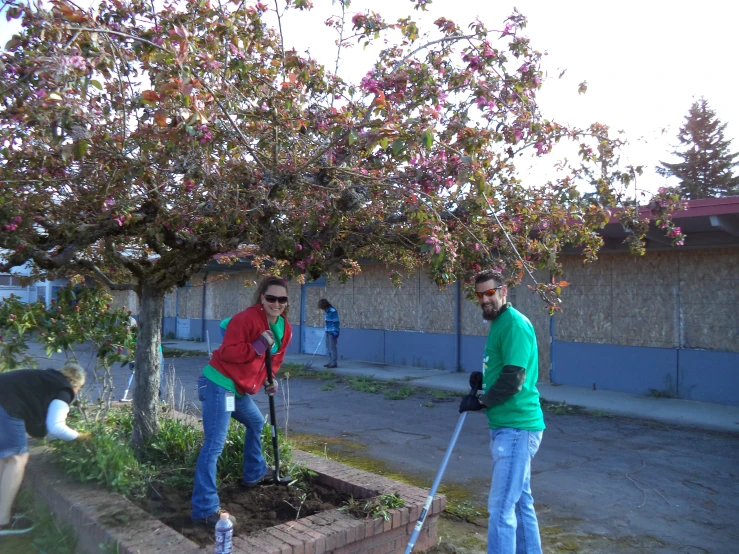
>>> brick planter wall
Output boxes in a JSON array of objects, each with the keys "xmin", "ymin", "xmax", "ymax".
[{"xmin": 23, "ymin": 426, "xmax": 445, "ymax": 554}]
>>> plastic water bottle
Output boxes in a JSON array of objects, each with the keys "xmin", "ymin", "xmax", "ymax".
[{"xmin": 214, "ymin": 512, "xmax": 233, "ymax": 554}]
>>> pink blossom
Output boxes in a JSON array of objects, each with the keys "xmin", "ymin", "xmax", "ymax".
[
  {"xmin": 261, "ymin": 102, "xmax": 269, "ymax": 110},
  {"xmin": 34, "ymin": 89, "xmax": 47, "ymax": 99},
  {"xmin": 502, "ymin": 23, "xmax": 513, "ymax": 36},
  {"xmin": 518, "ymin": 63, "xmax": 529, "ymax": 73},
  {"xmin": 183, "ymin": 179, "xmax": 194, "ymax": 194},
  {"xmin": 11, "ymin": 216, "xmax": 22, "ymax": 224},
  {"xmin": 514, "ymin": 128, "xmax": 523, "ymax": 142},
  {"xmin": 668, "ymin": 227, "xmax": 682, "ymax": 238},
  {"xmin": 113, "ymin": 216, "xmax": 125, "ymax": 227},
  {"xmin": 473, "ymin": 243, "xmax": 481, "ymax": 251},
  {"xmin": 312, "ymin": 240, "xmax": 321, "ymax": 249},
  {"xmin": 535, "ymin": 141, "xmax": 546, "ymax": 155},
  {"xmin": 675, "ymin": 239, "xmax": 685, "ymax": 246},
  {"xmin": 296, "ymin": 244, "xmax": 303, "ymax": 251},
  {"xmin": 4, "ymin": 224, "xmax": 18, "ymax": 231}
]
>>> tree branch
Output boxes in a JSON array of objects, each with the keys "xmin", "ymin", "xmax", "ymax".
[{"xmin": 72, "ymin": 258, "xmax": 136, "ymax": 291}]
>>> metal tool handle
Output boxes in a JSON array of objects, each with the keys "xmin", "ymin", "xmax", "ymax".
[
  {"xmin": 265, "ymin": 349, "xmax": 281, "ymax": 484},
  {"xmin": 404, "ymin": 384, "xmax": 480, "ymax": 554}
]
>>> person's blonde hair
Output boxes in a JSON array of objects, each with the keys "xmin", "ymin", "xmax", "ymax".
[{"xmin": 60, "ymin": 362, "xmax": 86, "ymax": 389}]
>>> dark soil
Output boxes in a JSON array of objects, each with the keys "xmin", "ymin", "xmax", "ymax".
[{"xmin": 135, "ymin": 478, "xmax": 351, "ymax": 546}]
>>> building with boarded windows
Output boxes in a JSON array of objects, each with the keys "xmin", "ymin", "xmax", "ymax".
[{"xmin": 111, "ymin": 197, "xmax": 739, "ymax": 406}]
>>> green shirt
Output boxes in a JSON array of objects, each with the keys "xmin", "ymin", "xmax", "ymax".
[{"xmin": 482, "ymin": 306, "xmax": 545, "ymax": 431}]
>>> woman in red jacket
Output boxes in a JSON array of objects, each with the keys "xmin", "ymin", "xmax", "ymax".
[{"xmin": 191, "ymin": 276, "xmax": 292, "ymax": 527}]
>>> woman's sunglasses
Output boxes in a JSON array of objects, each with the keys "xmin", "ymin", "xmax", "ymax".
[
  {"xmin": 474, "ymin": 286, "xmax": 503, "ymax": 300},
  {"xmin": 264, "ymin": 295, "xmax": 289, "ymax": 305}
]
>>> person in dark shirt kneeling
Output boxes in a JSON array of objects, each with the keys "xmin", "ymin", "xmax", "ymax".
[{"xmin": 0, "ymin": 362, "xmax": 89, "ymax": 535}]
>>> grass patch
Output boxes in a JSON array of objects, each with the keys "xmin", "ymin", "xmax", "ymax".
[
  {"xmin": 161, "ymin": 347, "xmax": 209, "ymax": 358},
  {"xmin": 3, "ymin": 489, "xmax": 78, "ymax": 554},
  {"xmin": 422, "ymin": 402, "xmax": 435, "ymax": 408},
  {"xmin": 541, "ymin": 400, "xmax": 582, "ymax": 416},
  {"xmin": 384, "ymin": 385, "xmax": 415, "ymax": 400},
  {"xmin": 444, "ymin": 500, "xmax": 486, "ymax": 523},
  {"xmin": 320, "ymin": 382, "xmax": 336, "ymax": 391},
  {"xmin": 346, "ymin": 376, "xmax": 389, "ymax": 394}
]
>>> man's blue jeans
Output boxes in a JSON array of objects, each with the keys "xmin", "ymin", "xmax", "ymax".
[
  {"xmin": 191, "ymin": 375, "xmax": 268, "ymax": 519},
  {"xmin": 487, "ymin": 428, "xmax": 543, "ymax": 554}
]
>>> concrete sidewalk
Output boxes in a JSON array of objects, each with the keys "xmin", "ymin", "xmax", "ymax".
[{"xmin": 163, "ymin": 339, "xmax": 739, "ymax": 434}]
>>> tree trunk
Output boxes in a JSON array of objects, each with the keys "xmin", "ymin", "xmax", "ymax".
[{"xmin": 131, "ymin": 281, "xmax": 164, "ymax": 447}]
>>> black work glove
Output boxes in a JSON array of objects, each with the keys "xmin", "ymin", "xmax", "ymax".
[
  {"xmin": 469, "ymin": 371, "xmax": 483, "ymax": 392},
  {"xmin": 459, "ymin": 394, "xmax": 484, "ymax": 413}
]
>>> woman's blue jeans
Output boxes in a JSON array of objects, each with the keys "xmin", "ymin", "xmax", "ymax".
[
  {"xmin": 191, "ymin": 376, "xmax": 267, "ymax": 519},
  {"xmin": 487, "ymin": 428, "xmax": 543, "ymax": 554}
]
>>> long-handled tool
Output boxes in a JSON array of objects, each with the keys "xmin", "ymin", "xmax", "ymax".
[
  {"xmin": 304, "ymin": 333, "xmax": 325, "ymax": 369},
  {"xmin": 403, "ymin": 382, "xmax": 480, "ymax": 554},
  {"xmin": 120, "ymin": 361, "xmax": 135, "ymax": 402},
  {"xmin": 265, "ymin": 350, "xmax": 293, "ymax": 485}
]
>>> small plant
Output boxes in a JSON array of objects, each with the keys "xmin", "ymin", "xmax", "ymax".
[
  {"xmin": 541, "ymin": 400, "xmax": 579, "ymax": 415},
  {"xmin": 340, "ymin": 492, "xmax": 405, "ymax": 520},
  {"xmin": 445, "ymin": 501, "xmax": 485, "ymax": 523},
  {"xmin": 346, "ymin": 376, "xmax": 388, "ymax": 394},
  {"xmin": 647, "ymin": 388, "xmax": 676, "ymax": 399},
  {"xmin": 53, "ymin": 409, "xmax": 146, "ymax": 496},
  {"xmin": 385, "ymin": 385, "xmax": 415, "ymax": 400},
  {"xmin": 422, "ymin": 402, "xmax": 435, "ymax": 408},
  {"xmin": 321, "ymin": 382, "xmax": 336, "ymax": 391}
]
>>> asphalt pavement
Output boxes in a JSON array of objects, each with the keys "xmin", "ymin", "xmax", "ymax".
[{"xmin": 23, "ymin": 340, "xmax": 739, "ymax": 553}]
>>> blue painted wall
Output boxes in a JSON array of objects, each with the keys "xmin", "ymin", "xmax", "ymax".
[
  {"xmin": 337, "ymin": 328, "xmax": 385, "ymax": 363},
  {"xmin": 678, "ymin": 349, "xmax": 739, "ymax": 405},
  {"xmin": 553, "ymin": 341, "xmax": 678, "ymax": 395},
  {"xmin": 553, "ymin": 340, "xmax": 739, "ymax": 406},
  {"xmin": 460, "ymin": 335, "xmax": 487, "ymax": 373},
  {"xmin": 384, "ymin": 331, "xmax": 455, "ymax": 370}
]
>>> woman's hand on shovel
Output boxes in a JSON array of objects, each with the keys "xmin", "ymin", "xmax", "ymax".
[{"xmin": 264, "ymin": 380, "xmax": 279, "ymax": 396}]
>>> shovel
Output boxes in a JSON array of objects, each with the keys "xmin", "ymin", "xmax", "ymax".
[{"xmin": 264, "ymin": 349, "xmax": 293, "ymax": 485}]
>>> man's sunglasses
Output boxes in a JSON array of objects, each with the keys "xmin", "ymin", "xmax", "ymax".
[
  {"xmin": 264, "ymin": 295, "xmax": 289, "ymax": 305},
  {"xmin": 475, "ymin": 286, "xmax": 503, "ymax": 300}
]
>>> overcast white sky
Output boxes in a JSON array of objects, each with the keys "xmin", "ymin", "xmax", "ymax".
[{"xmin": 2, "ymin": 0, "xmax": 738, "ymax": 196}]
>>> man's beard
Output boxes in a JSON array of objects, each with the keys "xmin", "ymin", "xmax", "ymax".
[{"xmin": 482, "ymin": 304, "xmax": 506, "ymax": 321}]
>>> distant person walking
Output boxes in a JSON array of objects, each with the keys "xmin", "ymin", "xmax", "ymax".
[
  {"xmin": 318, "ymin": 299, "xmax": 340, "ymax": 368},
  {"xmin": 0, "ymin": 363, "xmax": 89, "ymax": 536}
]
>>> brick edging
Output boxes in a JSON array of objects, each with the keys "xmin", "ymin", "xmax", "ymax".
[
  {"xmin": 23, "ymin": 446, "xmax": 201, "ymax": 554},
  {"xmin": 23, "ymin": 411, "xmax": 446, "ymax": 554}
]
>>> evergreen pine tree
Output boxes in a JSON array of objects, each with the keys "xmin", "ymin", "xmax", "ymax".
[{"xmin": 657, "ymin": 99, "xmax": 739, "ymax": 199}]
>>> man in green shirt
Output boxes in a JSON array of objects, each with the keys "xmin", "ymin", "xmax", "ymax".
[{"xmin": 459, "ymin": 269, "xmax": 545, "ymax": 554}]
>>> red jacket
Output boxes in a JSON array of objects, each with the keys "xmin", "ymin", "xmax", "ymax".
[{"xmin": 209, "ymin": 304, "xmax": 292, "ymax": 396}]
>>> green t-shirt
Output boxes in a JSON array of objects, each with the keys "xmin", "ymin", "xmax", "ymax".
[{"xmin": 482, "ymin": 306, "xmax": 545, "ymax": 431}]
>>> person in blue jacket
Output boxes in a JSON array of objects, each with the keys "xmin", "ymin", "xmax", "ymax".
[{"xmin": 318, "ymin": 299, "xmax": 340, "ymax": 368}]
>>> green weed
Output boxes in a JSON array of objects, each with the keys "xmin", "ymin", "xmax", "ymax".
[
  {"xmin": 340, "ymin": 493, "xmax": 405, "ymax": 520},
  {"xmin": 445, "ymin": 500, "xmax": 486, "ymax": 523},
  {"xmin": 161, "ymin": 347, "xmax": 208, "ymax": 358},
  {"xmin": 384, "ymin": 385, "xmax": 415, "ymax": 400},
  {"xmin": 346, "ymin": 376, "xmax": 388, "ymax": 394},
  {"xmin": 541, "ymin": 400, "xmax": 580, "ymax": 415},
  {"xmin": 321, "ymin": 382, "xmax": 336, "ymax": 391}
]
